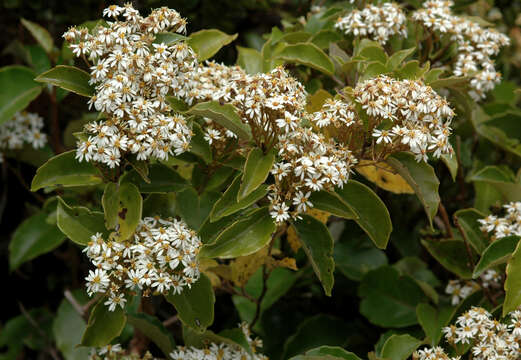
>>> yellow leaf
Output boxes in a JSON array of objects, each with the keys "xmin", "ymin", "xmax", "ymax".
[
  {"xmin": 267, "ymin": 257, "xmax": 298, "ymax": 271},
  {"xmin": 356, "ymin": 160, "xmax": 414, "ymax": 194},
  {"xmin": 307, "ymin": 208, "xmax": 330, "ymax": 223},
  {"xmin": 230, "ymin": 246, "xmax": 269, "ymax": 287},
  {"xmin": 305, "ymin": 89, "xmax": 332, "ymax": 113},
  {"xmin": 286, "ymin": 225, "xmax": 302, "ymax": 253}
]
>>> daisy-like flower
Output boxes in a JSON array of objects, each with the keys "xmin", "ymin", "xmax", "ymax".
[{"xmin": 0, "ymin": 112, "xmax": 47, "ymax": 162}]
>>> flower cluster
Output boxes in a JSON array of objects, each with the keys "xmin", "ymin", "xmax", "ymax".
[
  {"xmin": 445, "ymin": 269, "xmax": 501, "ymax": 305},
  {"xmin": 352, "ymin": 75, "xmax": 454, "ymax": 162},
  {"xmin": 84, "ymin": 216, "xmax": 201, "ymax": 311},
  {"xmin": 170, "ymin": 323, "xmax": 267, "ymax": 360},
  {"xmin": 416, "ymin": 306, "xmax": 521, "ymax": 360},
  {"xmin": 0, "ymin": 111, "xmax": 47, "ymax": 162},
  {"xmin": 64, "ymin": 4, "xmax": 197, "ymax": 168},
  {"xmin": 89, "ymin": 344, "xmax": 155, "ymax": 360},
  {"xmin": 335, "ymin": 3, "xmax": 407, "ymax": 45},
  {"xmin": 412, "ymin": 0, "xmax": 510, "ymax": 100},
  {"xmin": 479, "ymin": 202, "xmax": 521, "ymax": 240}
]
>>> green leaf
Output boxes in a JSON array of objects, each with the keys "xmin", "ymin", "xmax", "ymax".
[
  {"xmin": 9, "ymin": 211, "xmax": 65, "ymax": 271},
  {"xmin": 187, "ymin": 101, "xmax": 251, "ymax": 140},
  {"xmin": 293, "ymin": 214, "xmax": 335, "ymax": 296},
  {"xmin": 473, "ymin": 236, "xmax": 520, "ymax": 278},
  {"xmin": 334, "ymin": 237, "xmax": 388, "ymax": 282},
  {"xmin": 0, "ymin": 66, "xmax": 42, "ymax": 125},
  {"xmin": 276, "ymin": 43, "xmax": 334, "ymax": 75},
  {"xmin": 469, "ymin": 166, "xmax": 521, "ymax": 202},
  {"xmin": 188, "ymin": 29, "xmax": 237, "ymax": 61},
  {"xmin": 336, "ymin": 180, "xmax": 392, "ymax": 249},
  {"xmin": 120, "ymin": 163, "xmax": 188, "ymax": 193},
  {"xmin": 387, "ymin": 152, "xmax": 440, "ymax": 227},
  {"xmin": 127, "ymin": 313, "xmax": 175, "ymax": 357},
  {"xmin": 57, "ymin": 198, "xmax": 108, "ymax": 246},
  {"xmin": 394, "ymin": 60, "xmax": 430, "ymax": 80},
  {"xmin": 115, "ymin": 182, "xmax": 142, "ymax": 241},
  {"xmin": 441, "ymin": 153, "xmax": 458, "ymax": 181},
  {"xmin": 200, "ymin": 207, "xmax": 275, "ymax": 259},
  {"xmin": 416, "ymin": 303, "xmax": 452, "ymax": 346},
  {"xmin": 176, "ymin": 188, "xmax": 220, "ymax": 231},
  {"xmin": 310, "ymin": 30, "xmax": 342, "ymax": 50},
  {"xmin": 421, "ymin": 239, "xmax": 473, "ymax": 279},
  {"xmin": 359, "ymin": 266, "xmax": 427, "ymax": 328},
  {"xmin": 210, "ymin": 174, "xmax": 268, "ymax": 222},
  {"xmin": 381, "ymin": 334, "xmax": 422, "ymax": 360},
  {"xmin": 503, "ymin": 240, "xmax": 521, "ymax": 316},
  {"xmin": 238, "ymin": 148, "xmax": 275, "ymax": 201},
  {"xmin": 142, "ymin": 193, "xmax": 177, "ymax": 219},
  {"xmin": 453, "ymin": 208, "xmax": 488, "ymax": 254},
  {"xmin": 165, "ymin": 273, "xmax": 215, "ymax": 333},
  {"xmin": 31, "ymin": 150, "xmax": 102, "ymax": 190},
  {"xmin": 218, "ymin": 328, "xmax": 253, "ymax": 355},
  {"xmin": 102, "ymin": 183, "xmax": 119, "ymax": 229},
  {"xmin": 80, "ymin": 299, "xmax": 126, "ymax": 347},
  {"xmin": 53, "ymin": 294, "xmax": 91, "ymax": 360},
  {"xmin": 166, "ymin": 96, "xmax": 189, "ymax": 112},
  {"xmin": 153, "ymin": 32, "xmax": 188, "ymax": 45},
  {"xmin": 21, "ymin": 18, "xmax": 54, "ymax": 54},
  {"xmin": 309, "ymin": 191, "xmax": 357, "ymax": 219},
  {"xmin": 429, "ymin": 76, "xmax": 468, "ymax": 90},
  {"xmin": 359, "ymin": 61, "xmax": 389, "ymax": 81},
  {"xmin": 35, "ymin": 65, "xmax": 94, "ymax": 97},
  {"xmin": 237, "ymin": 46, "xmax": 263, "ymax": 74},
  {"xmin": 205, "ymin": 166, "xmax": 236, "ymax": 192},
  {"xmin": 359, "ymin": 46, "xmax": 388, "ymax": 64},
  {"xmin": 387, "ymin": 47, "xmax": 416, "ymax": 70},
  {"xmin": 190, "ymin": 123, "xmax": 212, "ymax": 163},
  {"xmin": 302, "ymin": 346, "xmax": 362, "ymax": 360}
]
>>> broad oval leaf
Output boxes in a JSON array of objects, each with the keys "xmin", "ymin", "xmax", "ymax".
[
  {"xmin": 176, "ymin": 188, "xmax": 221, "ymax": 231},
  {"xmin": 31, "ymin": 150, "xmax": 103, "ymax": 191},
  {"xmin": 188, "ymin": 29, "xmax": 237, "ymax": 61},
  {"xmin": 386, "ymin": 47, "xmax": 416, "ymax": 70},
  {"xmin": 309, "ymin": 191, "xmax": 357, "ymax": 219},
  {"xmin": 35, "ymin": 65, "xmax": 94, "ymax": 97},
  {"xmin": 237, "ymin": 46, "xmax": 263, "ymax": 74},
  {"xmin": 21, "ymin": 18, "xmax": 54, "ymax": 54},
  {"xmin": 381, "ymin": 334, "xmax": 422, "ymax": 360},
  {"xmin": 387, "ymin": 152, "xmax": 440, "ymax": 227},
  {"xmin": 293, "ymin": 214, "xmax": 335, "ymax": 296},
  {"xmin": 276, "ymin": 43, "xmax": 334, "ymax": 75},
  {"xmin": 416, "ymin": 303, "xmax": 453, "ymax": 346},
  {"xmin": 9, "ymin": 212, "xmax": 65, "ymax": 271},
  {"xmin": 190, "ymin": 123, "xmax": 212, "ymax": 164},
  {"xmin": 102, "ymin": 182, "xmax": 119, "ymax": 229},
  {"xmin": 334, "ymin": 238, "xmax": 388, "ymax": 282},
  {"xmin": 115, "ymin": 182, "xmax": 142, "ymax": 241},
  {"xmin": 421, "ymin": 239, "xmax": 473, "ymax": 279},
  {"xmin": 127, "ymin": 313, "xmax": 176, "ymax": 356},
  {"xmin": 120, "ymin": 163, "xmax": 188, "ymax": 193},
  {"xmin": 473, "ymin": 236, "xmax": 520, "ymax": 278},
  {"xmin": 187, "ymin": 101, "xmax": 252, "ymax": 140},
  {"xmin": 165, "ymin": 273, "xmax": 215, "ymax": 333},
  {"xmin": 336, "ymin": 180, "xmax": 392, "ymax": 249},
  {"xmin": 153, "ymin": 32, "xmax": 188, "ymax": 45},
  {"xmin": 57, "ymin": 198, "xmax": 108, "ymax": 246},
  {"xmin": 302, "ymin": 346, "xmax": 362, "ymax": 360},
  {"xmin": 210, "ymin": 174, "xmax": 268, "ymax": 222},
  {"xmin": 504, "ymin": 240, "xmax": 521, "ymax": 316},
  {"xmin": 80, "ymin": 299, "xmax": 126, "ymax": 347},
  {"xmin": 454, "ymin": 208, "xmax": 489, "ymax": 254},
  {"xmin": 238, "ymin": 148, "xmax": 275, "ymax": 201},
  {"xmin": 200, "ymin": 207, "xmax": 276, "ymax": 259},
  {"xmin": 0, "ymin": 66, "xmax": 42, "ymax": 125}
]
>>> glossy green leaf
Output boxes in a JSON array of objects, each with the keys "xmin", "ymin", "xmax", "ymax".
[
  {"xmin": 504, "ymin": 240, "xmax": 521, "ymax": 316},
  {"xmin": 416, "ymin": 303, "xmax": 453, "ymax": 346},
  {"xmin": 238, "ymin": 148, "xmax": 275, "ymax": 201},
  {"xmin": 153, "ymin": 32, "xmax": 188, "ymax": 45},
  {"xmin": 80, "ymin": 299, "xmax": 126, "ymax": 347},
  {"xmin": 210, "ymin": 174, "xmax": 268, "ymax": 222},
  {"xmin": 293, "ymin": 214, "xmax": 335, "ymax": 296},
  {"xmin": 115, "ymin": 182, "xmax": 142, "ymax": 240},
  {"xmin": 102, "ymin": 182, "xmax": 119, "ymax": 229},
  {"xmin": 35, "ymin": 65, "xmax": 94, "ymax": 97},
  {"xmin": 127, "ymin": 313, "xmax": 175, "ymax": 356},
  {"xmin": 334, "ymin": 238, "xmax": 388, "ymax": 282},
  {"xmin": 0, "ymin": 66, "xmax": 42, "ymax": 125},
  {"xmin": 200, "ymin": 207, "xmax": 275, "ymax": 259},
  {"xmin": 336, "ymin": 180, "xmax": 392, "ymax": 249},
  {"xmin": 165, "ymin": 273, "xmax": 215, "ymax": 333},
  {"xmin": 387, "ymin": 47, "xmax": 416, "ymax": 70},
  {"xmin": 21, "ymin": 18, "xmax": 53, "ymax": 54},
  {"xmin": 57, "ymin": 198, "xmax": 108, "ymax": 246},
  {"xmin": 187, "ymin": 101, "xmax": 251, "ymax": 140},
  {"xmin": 381, "ymin": 334, "xmax": 422, "ymax": 360},
  {"xmin": 302, "ymin": 346, "xmax": 362, "ymax": 360},
  {"xmin": 454, "ymin": 208, "xmax": 489, "ymax": 254},
  {"xmin": 359, "ymin": 266, "xmax": 427, "ymax": 327},
  {"xmin": 441, "ymin": 153, "xmax": 458, "ymax": 181},
  {"xmin": 469, "ymin": 166, "xmax": 521, "ymax": 202},
  {"xmin": 473, "ymin": 236, "xmax": 520, "ymax": 278},
  {"xmin": 176, "ymin": 188, "xmax": 220, "ymax": 231},
  {"xmin": 188, "ymin": 29, "xmax": 237, "ymax": 61},
  {"xmin": 276, "ymin": 43, "xmax": 334, "ymax": 75},
  {"xmin": 190, "ymin": 123, "xmax": 212, "ymax": 163},
  {"xmin": 310, "ymin": 30, "xmax": 342, "ymax": 50},
  {"xmin": 205, "ymin": 166, "xmax": 236, "ymax": 192},
  {"xmin": 31, "ymin": 150, "xmax": 103, "ymax": 190},
  {"xmin": 237, "ymin": 46, "xmax": 263, "ymax": 74},
  {"xmin": 387, "ymin": 152, "xmax": 440, "ymax": 227},
  {"xmin": 9, "ymin": 211, "xmax": 65, "ymax": 271},
  {"xmin": 359, "ymin": 46, "xmax": 388, "ymax": 64},
  {"xmin": 421, "ymin": 239, "xmax": 473, "ymax": 279},
  {"xmin": 120, "ymin": 163, "xmax": 188, "ymax": 193},
  {"xmin": 309, "ymin": 191, "xmax": 357, "ymax": 219},
  {"xmin": 142, "ymin": 193, "xmax": 177, "ymax": 219}
]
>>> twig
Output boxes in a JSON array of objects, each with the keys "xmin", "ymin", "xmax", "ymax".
[
  {"xmin": 5, "ymin": 161, "xmax": 45, "ymax": 203},
  {"xmin": 453, "ymin": 215, "xmax": 476, "ymax": 269},
  {"xmin": 438, "ymin": 202, "xmax": 454, "ymax": 238},
  {"xmin": 64, "ymin": 289, "xmax": 86, "ymax": 318},
  {"xmin": 19, "ymin": 302, "xmax": 61, "ymax": 360},
  {"xmin": 162, "ymin": 315, "xmax": 179, "ymax": 327}
]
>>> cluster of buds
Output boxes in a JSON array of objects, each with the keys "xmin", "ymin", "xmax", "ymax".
[
  {"xmin": 445, "ymin": 269, "xmax": 501, "ymax": 305},
  {"xmin": 84, "ymin": 217, "xmax": 201, "ymax": 311},
  {"xmin": 335, "ymin": 3, "xmax": 407, "ymax": 45},
  {"xmin": 412, "ymin": 0, "xmax": 510, "ymax": 100},
  {"xmin": 0, "ymin": 111, "xmax": 47, "ymax": 162},
  {"xmin": 351, "ymin": 75, "xmax": 454, "ymax": 162},
  {"xmin": 170, "ymin": 323, "xmax": 267, "ymax": 360},
  {"xmin": 64, "ymin": 4, "xmax": 197, "ymax": 168},
  {"xmin": 479, "ymin": 202, "xmax": 521, "ymax": 239}
]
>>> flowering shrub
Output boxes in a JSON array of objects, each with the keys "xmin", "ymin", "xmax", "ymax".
[{"xmin": 2, "ymin": 1, "xmax": 521, "ymax": 359}]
